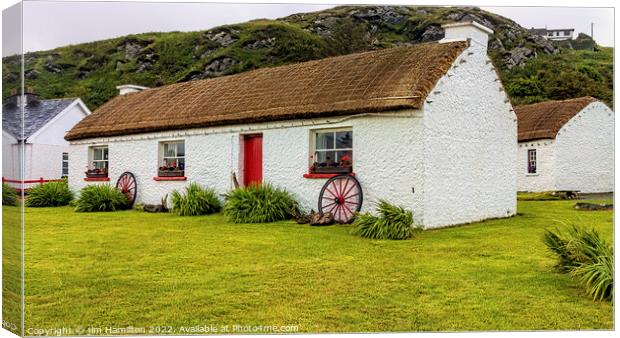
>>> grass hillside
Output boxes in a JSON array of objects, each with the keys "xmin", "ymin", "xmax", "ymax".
[{"xmin": 2, "ymin": 5, "xmax": 613, "ymax": 110}]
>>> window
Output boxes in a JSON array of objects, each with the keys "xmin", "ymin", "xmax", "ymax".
[
  {"xmin": 310, "ymin": 129, "xmax": 353, "ymax": 174},
  {"xmin": 86, "ymin": 146, "xmax": 108, "ymax": 178},
  {"xmin": 62, "ymin": 152, "xmax": 69, "ymax": 177},
  {"xmin": 159, "ymin": 141, "xmax": 185, "ymax": 177},
  {"xmin": 528, "ymin": 149, "xmax": 537, "ymax": 174}
]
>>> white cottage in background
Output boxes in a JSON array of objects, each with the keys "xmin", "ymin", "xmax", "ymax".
[
  {"xmin": 515, "ymin": 97, "xmax": 613, "ymax": 193},
  {"xmin": 2, "ymin": 91, "xmax": 91, "ymax": 181},
  {"xmin": 66, "ymin": 21, "xmax": 517, "ymax": 229}
]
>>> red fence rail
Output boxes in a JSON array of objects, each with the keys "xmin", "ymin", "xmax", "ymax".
[{"xmin": 2, "ymin": 177, "xmax": 65, "ymax": 193}]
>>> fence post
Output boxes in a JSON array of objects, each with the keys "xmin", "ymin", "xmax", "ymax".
[
  {"xmin": 2, "ymin": 177, "xmax": 4, "ymax": 183},
  {"xmin": 40, "ymin": 177, "xmax": 44, "ymax": 185}
]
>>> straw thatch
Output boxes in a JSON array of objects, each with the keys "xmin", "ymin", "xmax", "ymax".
[
  {"xmin": 65, "ymin": 41, "xmax": 468, "ymax": 141},
  {"xmin": 515, "ymin": 96, "xmax": 598, "ymax": 142}
]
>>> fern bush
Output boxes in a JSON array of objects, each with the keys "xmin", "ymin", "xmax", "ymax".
[
  {"xmin": 171, "ymin": 183, "xmax": 221, "ymax": 216},
  {"xmin": 74, "ymin": 184, "xmax": 128, "ymax": 212},
  {"xmin": 544, "ymin": 225, "xmax": 613, "ymax": 301},
  {"xmin": 351, "ymin": 200, "xmax": 419, "ymax": 240},
  {"xmin": 25, "ymin": 182, "xmax": 73, "ymax": 207},
  {"xmin": 224, "ymin": 184, "xmax": 299, "ymax": 223},
  {"xmin": 2, "ymin": 183, "xmax": 17, "ymax": 206}
]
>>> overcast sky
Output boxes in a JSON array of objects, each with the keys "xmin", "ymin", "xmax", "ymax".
[{"xmin": 1, "ymin": 1, "xmax": 615, "ymax": 56}]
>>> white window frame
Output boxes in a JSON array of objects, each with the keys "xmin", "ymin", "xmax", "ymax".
[
  {"xmin": 159, "ymin": 140, "xmax": 185, "ymax": 170},
  {"xmin": 309, "ymin": 127, "xmax": 353, "ymax": 172},
  {"xmin": 62, "ymin": 152, "xmax": 69, "ymax": 177},
  {"xmin": 90, "ymin": 145, "xmax": 109, "ymax": 171},
  {"xmin": 527, "ymin": 149, "xmax": 537, "ymax": 174}
]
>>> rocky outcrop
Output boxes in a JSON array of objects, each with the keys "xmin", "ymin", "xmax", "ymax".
[
  {"xmin": 243, "ymin": 37, "xmax": 276, "ymax": 50},
  {"xmin": 205, "ymin": 28, "xmax": 239, "ymax": 47},
  {"xmin": 116, "ymin": 38, "xmax": 153, "ymax": 60}
]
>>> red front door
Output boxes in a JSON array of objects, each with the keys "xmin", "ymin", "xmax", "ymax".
[{"xmin": 243, "ymin": 134, "xmax": 263, "ymax": 186}]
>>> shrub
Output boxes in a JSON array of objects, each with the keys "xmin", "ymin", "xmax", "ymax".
[
  {"xmin": 171, "ymin": 183, "xmax": 221, "ymax": 216},
  {"xmin": 2, "ymin": 183, "xmax": 17, "ymax": 206},
  {"xmin": 74, "ymin": 184, "xmax": 128, "ymax": 212},
  {"xmin": 224, "ymin": 183, "xmax": 299, "ymax": 223},
  {"xmin": 25, "ymin": 182, "xmax": 73, "ymax": 207},
  {"xmin": 351, "ymin": 200, "xmax": 419, "ymax": 240},
  {"xmin": 544, "ymin": 225, "xmax": 613, "ymax": 301}
]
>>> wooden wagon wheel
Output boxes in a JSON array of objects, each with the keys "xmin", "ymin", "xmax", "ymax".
[
  {"xmin": 116, "ymin": 172, "xmax": 137, "ymax": 207},
  {"xmin": 318, "ymin": 174, "xmax": 363, "ymax": 224}
]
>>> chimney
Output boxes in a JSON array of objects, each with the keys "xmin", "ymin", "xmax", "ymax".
[
  {"xmin": 440, "ymin": 21, "xmax": 493, "ymax": 52},
  {"xmin": 5, "ymin": 87, "xmax": 39, "ymax": 107},
  {"xmin": 116, "ymin": 84, "xmax": 148, "ymax": 96}
]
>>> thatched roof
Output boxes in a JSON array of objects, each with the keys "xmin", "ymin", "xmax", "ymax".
[
  {"xmin": 515, "ymin": 96, "xmax": 598, "ymax": 142},
  {"xmin": 65, "ymin": 41, "xmax": 468, "ymax": 141}
]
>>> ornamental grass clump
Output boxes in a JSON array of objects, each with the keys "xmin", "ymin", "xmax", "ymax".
[
  {"xmin": 544, "ymin": 225, "xmax": 613, "ymax": 301},
  {"xmin": 171, "ymin": 183, "xmax": 222, "ymax": 216},
  {"xmin": 351, "ymin": 200, "xmax": 419, "ymax": 240},
  {"xmin": 2, "ymin": 183, "xmax": 17, "ymax": 206},
  {"xmin": 74, "ymin": 184, "xmax": 128, "ymax": 212},
  {"xmin": 25, "ymin": 182, "xmax": 73, "ymax": 207},
  {"xmin": 224, "ymin": 184, "xmax": 299, "ymax": 223}
]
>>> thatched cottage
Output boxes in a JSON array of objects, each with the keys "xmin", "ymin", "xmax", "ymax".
[
  {"xmin": 65, "ymin": 21, "xmax": 517, "ymax": 228},
  {"xmin": 515, "ymin": 97, "xmax": 613, "ymax": 193}
]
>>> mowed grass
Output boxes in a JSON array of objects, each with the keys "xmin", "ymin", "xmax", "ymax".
[{"xmin": 6, "ymin": 199, "xmax": 613, "ymax": 333}]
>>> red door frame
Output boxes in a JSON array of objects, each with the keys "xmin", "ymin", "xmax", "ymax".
[{"xmin": 243, "ymin": 134, "xmax": 263, "ymax": 186}]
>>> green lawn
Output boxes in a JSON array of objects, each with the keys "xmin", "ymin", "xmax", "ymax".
[{"xmin": 3, "ymin": 199, "xmax": 613, "ymax": 333}]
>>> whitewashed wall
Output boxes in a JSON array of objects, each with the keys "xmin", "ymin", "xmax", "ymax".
[
  {"xmin": 69, "ymin": 113, "xmax": 427, "ymax": 224},
  {"xmin": 2, "ymin": 131, "xmax": 20, "ymax": 180},
  {"xmin": 555, "ymin": 102, "xmax": 614, "ymax": 193},
  {"xmin": 422, "ymin": 39, "xmax": 517, "ymax": 228},
  {"xmin": 517, "ymin": 140, "xmax": 557, "ymax": 192},
  {"xmin": 22, "ymin": 101, "xmax": 89, "ymax": 180}
]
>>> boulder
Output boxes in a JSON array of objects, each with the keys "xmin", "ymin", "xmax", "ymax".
[
  {"xmin": 310, "ymin": 211, "xmax": 335, "ymax": 226},
  {"xmin": 203, "ymin": 57, "xmax": 238, "ymax": 78},
  {"xmin": 25, "ymin": 69, "xmax": 39, "ymax": 80},
  {"xmin": 420, "ymin": 25, "xmax": 444, "ymax": 42},
  {"xmin": 243, "ymin": 37, "xmax": 276, "ymax": 50},
  {"xmin": 574, "ymin": 202, "xmax": 613, "ymax": 211}
]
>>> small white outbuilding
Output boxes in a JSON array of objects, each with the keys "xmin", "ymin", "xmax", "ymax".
[
  {"xmin": 66, "ymin": 21, "xmax": 517, "ymax": 229},
  {"xmin": 2, "ymin": 91, "xmax": 91, "ymax": 182},
  {"xmin": 515, "ymin": 97, "xmax": 614, "ymax": 193}
]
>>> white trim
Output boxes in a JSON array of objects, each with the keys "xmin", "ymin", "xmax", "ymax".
[
  {"xmin": 27, "ymin": 98, "xmax": 91, "ymax": 143},
  {"xmin": 116, "ymin": 84, "xmax": 149, "ymax": 91},
  {"xmin": 2, "ymin": 129, "xmax": 18, "ymax": 143},
  {"xmin": 441, "ymin": 21, "xmax": 494, "ymax": 35}
]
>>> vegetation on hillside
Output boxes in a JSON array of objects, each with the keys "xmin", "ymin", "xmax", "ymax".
[{"xmin": 2, "ymin": 5, "xmax": 613, "ymax": 110}]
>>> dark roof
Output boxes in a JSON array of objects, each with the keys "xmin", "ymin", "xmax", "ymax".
[
  {"xmin": 2, "ymin": 98, "xmax": 76, "ymax": 141},
  {"xmin": 65, "ymin": 41, "xmax": 469, "ymax": 141},
  {"xmin": 514, "ymin": 97, "xmax": 598, "ymax": 142}
]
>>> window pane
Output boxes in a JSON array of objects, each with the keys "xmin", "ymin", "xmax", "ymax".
[
  {"xmin": 62, "ymin": 152, "xmax": 68, "ymax": 160},
  {"xmin": 103, "ymin": 148, "xmax": 108, "ymax": 160},
  {"xmin": 93, "ymin": 148, "xmax": 102, "ymax": 161},
  {"xmin": 315, "ymin": 151, "xmax": 336, "ymax": 165},
  {"xmin": 94, "ymin": 161, "xmax": 107, "ymax": 170},
  {"xmin": 177, "ymin": 142, "xmax": 185, "ymax": 157},
  {"xmin": 177, "ymin": 158, "xmax": 185, "ymax": 170},
  {"xmin": 62, "ymin": 162, "xmax": 68, "ymax": 169},
  {"xmin": 164, "ymin": 143, "xmax": 176, "ymax": 157},
  {"xmin": 335, "ymin": 131, "xmax": 352, "ymax": 149},
  {"xmin": 315, "ymin": 132, "xmax": 334, "ymax": 150}
]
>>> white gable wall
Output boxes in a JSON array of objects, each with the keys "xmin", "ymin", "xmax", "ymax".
[
  {"xmin": 69, "ymin": 113, "xmax": 427, "ymax": 224},
  {"xmin": 422, "ymin": 43, "xmax": 517, "ymax": 228},
  {"xmin": 25, "ymin": 100, "xmax": 89, "ymax": 179},
  {"xmin": 2, "ymin": 131, "xmax": 20, "ymax": 180},
  {"xmin": 517, "ymin": 139, "xmax": 557, "ymax": 192},
  {"xmin": 555, "ymin": 102, "xmax": 614, "ymax": 193}
]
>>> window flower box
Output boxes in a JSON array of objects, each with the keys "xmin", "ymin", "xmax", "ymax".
[
  {"xmin": 311, "ymin": 166, "xmax": 352, "ymax": 174},
  {"xmin": 85, "ymin": 169, "xmax": 108, "ymax": 178},
  {"xmin": 158, "ymin": 169, "xmax": 185, "ymax": 177}
]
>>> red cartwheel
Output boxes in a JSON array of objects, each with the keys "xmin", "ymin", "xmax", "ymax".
[
  {"xmin": 318, "ymin": 174, "xmax": 363, "ymax": 223},
  {"xmin": 115, "ymin": 172, "xmax": 137, "ymax": 207}
]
